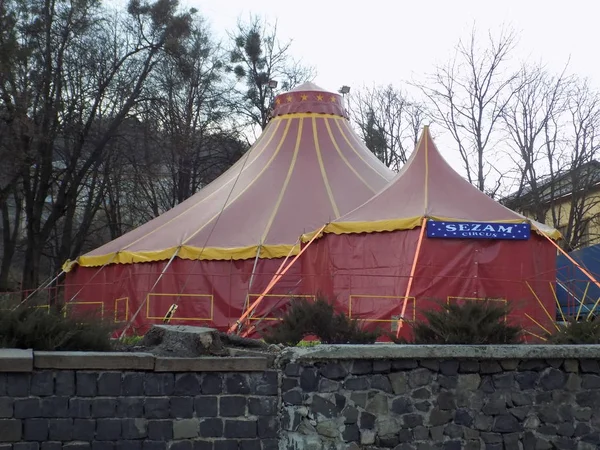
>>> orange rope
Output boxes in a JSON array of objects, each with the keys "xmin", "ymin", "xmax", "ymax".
[
  {"xmin": 397, "ymin": 218, "xmax": 427, "ymax": 337},
  {"xmin": 227, "ymin": 225, "xmax": 326, "ymax": 335}
]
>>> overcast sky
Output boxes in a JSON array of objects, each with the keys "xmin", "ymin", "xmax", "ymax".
[{"xmin": 193, "ymin": 0, "xmax": 599, "ymax": 91}]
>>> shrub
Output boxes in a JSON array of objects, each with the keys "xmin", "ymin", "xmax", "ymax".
[
  {"xmin": 0, "ymin": 305, "xmax": 115, "ymax": 351},
  {"xmin": 261, "ymin": 296, "xmax": 380, "ymax": 346},
  {"xmin": 549, "ymin": 317, "xmax": 600, "ymax": 344},
  {"xmin": 412, "ymin": 300, "xmax": 522, "ymax": 344}
]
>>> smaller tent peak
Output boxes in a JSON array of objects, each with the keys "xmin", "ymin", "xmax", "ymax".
[
  {"xmin": 289, "ymin": 82, "xmax": 328, "ymax": 92},
  {"xmin": 272, "ymin": 82, "xmax": 348, "ymax": 119}
]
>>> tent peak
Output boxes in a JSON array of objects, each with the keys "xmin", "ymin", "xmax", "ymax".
[{"xmin": 272, "ymin": 82, "xmax": 348, "ymax": 119}]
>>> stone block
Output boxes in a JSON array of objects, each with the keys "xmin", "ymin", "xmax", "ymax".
[
  {"xmin": 0, "ymin": 349, "xmax": 33, "ymax": 372},
  {"xmin": 0, "ymin": 375, "xmax": 6, "ymax": 396},
  {"xmin": 479, "ymin": 361, "xmax": 502, "ymax": 374},
  {"xmin": 144, "ymin": 397, "xmax": 169, "ymax": 419},
  {"xmin": 540, "ymin": 368, "xmax": 567, "ymax": 390},
  {"xmin": 0, "ymin": 398, "xmax": 13, "ymax": 418},
  {"xmin": 317, "ymin": 420, "xmax": 339, "ymax": 438},
  {"xmin": 239, "ymin": 441, "xmax": 260, "ymax": 450},
  {"xmin": 142, "ymin": 442, "xmax": 167, "ymax": 450},
  {"xmin": 69, "ymin": 398, "xmax": 92, "ymax": 418},
  {"xmin": 360, "ymin": 411, "xmax": 375, "ymax": 429},
  {"xmin": 23, "ymin": 418, "xmax": 48, "ymax": 441},
  {"xmin": 342, "ymin": 424, "xmax": 360, "ymax": 442},
  {"xmin": 284, "ymin": 363, "xmax": 300, "ymax": 377},
  {"xmin": 170, "ymin": 397, "xmax": 194, "ymax": 418},
  {"xmin": 365, "ymin": 392, "xmax": 388, "ymax": 415},
  {"xmin": 282, "ymin": 377, "xmax": 298, "ymax": 391},
  {"xmin": 437, "ymin": 391, "xmax": 456, "ymax": 410},
  {"xmin": 492, "ymin": 414, "xmax": 521, "ymax": 433},
  {"xmin": 201, "ymin": 373, "xmax": 222, "ymax": 395},
  {"xmin": 403, "ymin": 413, "xmax": 423, "ymax": 428},
  {"xmin": 459, "ymin": 361, "xmax": 479, "ymax": 373},
  {"xmin": 253, "ymin": 371, "xmax": 278, "ymax": 396},
  {"xmin": 96, "ymin": 418, "xmax": 122, "ymax": 440},
  {"xmin": 0, "ymin": 418, "xmax": 22, "ymax": 441},
  {"xmin": 41, "ymin": 396, "xmax": 68, "ymax": 418},
  {"xmin": 429, "ymin": 408, "xmax": 452, "ymax": 426},
  {"xmin": 344, "ymin": 377, "xmax": 370, "ymax": 391},
  {"xmin": 299, "ymin": 368, "xmax": 318, "ymax": 392},
  {"xmin": 193, "ymin": 444, "xmax": 213, "ymax": 450},
  {"xmin": 257, "ymin": 416, "xmax": 278, "ymax": 438},
  {"xmin": 154, "ymin": 357, "xmax": 267, "ymax": 372},
  {"xmin": 310, "ymin": 394, "xmax": 339, "ymax": 418},
  {"xmin": 193, "ymin": 395, "xmax": 217, "ymax": 417},
  {"xmin": 391, "ymin": 397, "xmax": 412, "ymax": 415},
  {"xmin": 373, "ymin": 360, "xmax": 391, "ymax": 373},
  {"xmin": 41, "ymin": 443, "xmax": 62, "ymax": 450},
  {"xmin": 13, "ymin": 444, "xmax": 39, "ymax": 450},
  {"xmin": 580, "ymin": 360, "xmax": 600, "ymax": 373},
  {"xmin": 55, "ymin": 371, "xmax": 75, "ymax": 396},
  {"xmin": 117, "ymin": 397, "xmax": 144, "ymax": 417},
  {"xmin": 48, "ymin": 418, "xmax": 73, "ymax": 440},
  {"xmin": 351, "ymin": 361, "xmax": 372, "ymax": 375},
  {"xmin": 97, "ymin": 372, "xmax": 122, "ymax": 396},
  {"xmin": 148, "ymin": 419, "xmax": 173, "ymax": 440},
  {"xmin": 199, "ymin": 418, "xmax": 223, "ymax": 437},
  {"xmin": 34, "ymin": 352, "xmax": 154, "ymax": 370},
  {"xmin": 63, "ymin": 444, "xmax": 91, "ymax": 450},
  {"xmin": 370, "ymin": 374, "xmax": 392, "ymax": 393},
  {"xmin": 168, "ymin": 442, "xmax": 192, "ymax": 450},
  {"xmin": 282, "ymin": 390, "xmax": 302, "ymax": 405},
  {"xmin": 115, "ymin": 442, "xmax": 142, "ymax": 450},
  {"xmin": 72, "ymin": 418, "xmax": 96, "ymax": 440},
  {"xmin": 389, "ymin": 372, "xmax": 408, "ymax": 394},
  {"xmin": 92, "ymin": 397, "xmax": 117, "ymax": 418},
  {"xmin": 91, "ymin": 443, "xmax": 115, "ymax": 450},
  {"xmin": 122, "ymin": 373, "xmax": 145, "ymax": 396},
  {"xmin": 408, "ymin": 369, "xmax": 432, "ymax": 388},
  {"xmin": 248, "ymin": 397, "xmax": 277, "ymax": 416},
  {"xmin": 30, "ymin": 372, "xmax": 53, "ymax": 396},
  {"xmin": 563, "ymin": 359, "xmax": 579, "ymax": 373},
  {"xmin": 122, "ymin": 418, "xmax": 148, "ymax": 439},
  {"xmin": 360, "ymin": 429, "xmax": 375, "ymax": 445},
  {"xmin": 76, "ymin": 372, "xmax": 98, "ymax": 396},
  {"xmin": 420, "ymin": 360, "xmax": 439, "ymax": 371},
  {"xmin": 14, "ymin": 398, "xmax": 40, "ymax": 418},
  {"xmin": 213, "ymin": 441, "xmax": 238, "ymax": 450},
  {"xmin": 6, "ymin": 374, "xmax": 30, "ymax": 397},
  {"xmin": 144, "ymin": 373, "xmax": 174, "ymax": 396},
  {"xmin": 319, "ymin": 363, "xmax": 348, "ymax": 380},
  {"xmin": 173, "ymin": 418, "xmax": 199, "ymax": 439}
]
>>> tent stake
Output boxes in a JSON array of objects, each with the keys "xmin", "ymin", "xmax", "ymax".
[
  {"xmin": 228, "ymin": 225, "xmax": 326, "ymax": 335},
  {"xmin": 396, "ymin": 218, "xmax": 427, "ymax": 338}
]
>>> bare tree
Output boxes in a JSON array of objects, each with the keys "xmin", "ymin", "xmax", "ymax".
[
  {"xmin": 415, "ymin": 26, "xmax": 520, "ymax": 194},
  {"xmin": 228, "ymin": 15, "xmax": 315, "ymax": 130},
  {"xmin": 0, "ymin": 0, "xmax": 194, "ymax": 289},
  {"xmin": 349, "ymin": 85, "xmax": 425, "ymax": 171}
]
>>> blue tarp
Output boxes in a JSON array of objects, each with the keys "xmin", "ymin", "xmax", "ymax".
[{"xmin": 556, "ymin": 243, "xmax": 600, "ymax": 318}]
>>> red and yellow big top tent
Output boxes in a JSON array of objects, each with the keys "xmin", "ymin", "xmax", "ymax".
[
  {"xmin": 62, "ymin": 82, "xmax": 394, "ymax": 333},
  {"xmin": 299, "ymin": 126, "xmax": 561, "ymax": 340}
]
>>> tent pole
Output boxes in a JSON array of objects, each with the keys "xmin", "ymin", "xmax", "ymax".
[
  {"xmin": 396, "ymin": 218, "xmax": 427, "ymax": 338},
  {"xmin": 119, "ymin": 247, "xmax": 181, "ymax": 339},
  {"xmin": 542, "ymin": 232, "xmax": 600, "ymax": 317},
  {"xmin": 228, "ymin": 225, "xmax": 326, "ymax": 335},
  {"xmin": 243, "ymin": 244, "xmax": 262, "ymax": 319},
  {"xmin": 13, "ymin": 270, "xmax": 65, "ymax": 310}
]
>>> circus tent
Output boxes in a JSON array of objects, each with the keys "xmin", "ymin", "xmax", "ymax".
[
  {"xmin": 62, "ymin": 82, "xmax": 394, "ymax": 332},
  {"xmin": 299, "ymin": 126, "xmax": 561, "ymax": 340}
]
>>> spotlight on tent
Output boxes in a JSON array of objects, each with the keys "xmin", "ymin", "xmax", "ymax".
[
  {"xmin": 268, "ymin": 80, "xmax": 278, "ymax": 89},
  {"xmin": 339, "ymin": 86, "xmax": 351, "ymax": 94}
]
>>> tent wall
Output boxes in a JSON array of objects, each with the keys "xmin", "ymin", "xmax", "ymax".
[
  {"xmin": 556, "ymin": 243, "xmax": 600, "ymax": 318},
  {"xmin": 64, "ymin": 258, "xmax": 308, "ymax": 334},
  {"xmin": 302, "ymin": 230, "xmax": 557, "ymax": 339}
]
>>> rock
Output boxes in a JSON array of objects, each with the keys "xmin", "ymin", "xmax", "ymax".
[
  {"xmin": 344, "ymin": 377, "xmax": 370, "ymax": 391},
  {"xmin": 365, "ymin": 393, "xmax": 388, "ymax": 415},
  {"xmin": 492, "ymin": 373, "xmax": 514, "ymax": 389},
  {"xmin": 524, "ymin": 415, "xmax": 540, "ymax": 429},
  {"xmin": 389, "ymin": 372, "xmax": 409, "ymax": 395},
  {"xmin": 479, "ymin": 361, "xmax": 502, "ymax": 374},
  {"xmin": 580, "ymin": 360, "xmax": 600, "ymax": 373},
  {"xmin": 436, "ymin": 392, "xmax": 455, "ymax": 410},
  {"xmin": 515, "ymin": 371, "xmax": 538, "ymax": 390},
  {"xmin": 557, "ymin": 422, "xmax": 575, "ymax": 437},
  {"xmin": 474, "ymin": 414, "xmax": 493, "ymax": 431},
  {"xmin": 454, "ymin": 409, "xmax": 473, "ymax": 426},
  {"xmin": 371, "ymin": 375, "xmax": 393, "ymax": 393},
  {"xmin": 581, "ymin": 374, "xmax": 600, "ymax": 389},
  {"xmin": 141, "ymin": 325, "xmax": 226, "ymax": 357},
  {"xmin": 566, "ymin": 373, "xmax": 581, "ymax": 391},
  {"xmin": 360, "ymin": 429, "xmax": 375, "ymax": 445},
  {"xmin": 319, "ymin": 379, "xmax": 340, "ymax": 393},
  {"xmin": 342, "ymin": 406, "xmax": 358, "ymax": 424},
  {"xmin": 429, "ymin": 408, "xmax": 452, "ymax": 426},
  {"xmin": 540, "ymin": 368, "xmax": 566, "ymax": 390},
  {"xmin": 391, "ymin": 397, "xmax": 412, "ymax": 415},
  {"xmin": 492, "ymin": 415, "xmax": 521, "ymax": 433},
  {"xmin": 408, "ymin": 369, "xmax": 431, "ymax": 388},
  {"xmin": 376, "ymin": 417, "xmax": 401, "ymax": 436},
  {"xmin": 563, "ymin": 360, "xmax": 579, "ymax": 373},
  {"xmin": 316, "ymin": 420, "xmax": 339, "ymax": 438},
  {"xmin": 412, "ymin": 388, "xmax": 431, "ymax": 399},
  {"xmin": 310, "ymin": 395, "xmax": 339, "ymax": 418},
  {"xmin": 439, "ymin": 361, "xmax": 459, "ymax": 376},
  {"xmin": 319, "ymin": 364, "xmax": 348, "ymax": 380},
  {"xmin": 403, "ymin": 413, "xmax": 423, "ymax": 428},
  {"xmin": 457, "ymin": 374, "xmax": 481, "ymax": 391}
]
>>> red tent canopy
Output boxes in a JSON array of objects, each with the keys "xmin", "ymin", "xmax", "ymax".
[
  {"xmin": 63, "ymin": 83, "xmax": 394, "ymax": 332},
  {"xmin": 300, "ymin": 126, "xmax": 560, "ymax": 340}
]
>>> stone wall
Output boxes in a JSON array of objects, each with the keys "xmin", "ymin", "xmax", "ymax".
[
  {"xmin": 2, "ymin": 346, "xmax": 600, "ymax": 450},
  {"xmin": 279, "ymin": 345, "xmax": 600, "ymax": 450},
  {"xmin": 0, "ymin": 350, "xmax": 278, "ymax": 450}
]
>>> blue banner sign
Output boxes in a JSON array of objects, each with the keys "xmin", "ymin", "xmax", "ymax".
[{"xmin": 427, "ymin": 220, "xmax": 531, "ymax": 240}]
